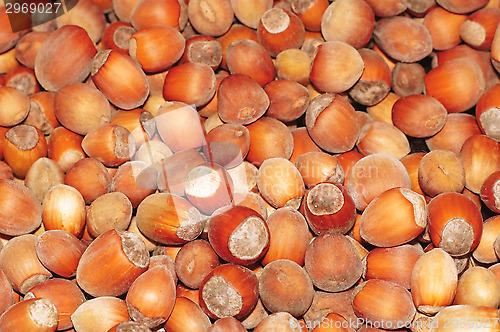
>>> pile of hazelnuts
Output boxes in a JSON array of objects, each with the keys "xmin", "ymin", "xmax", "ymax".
[{"xmin": 1, "ymin": 0, "xmax": 500, "ymax": 331}]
